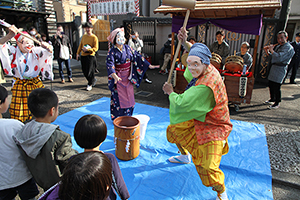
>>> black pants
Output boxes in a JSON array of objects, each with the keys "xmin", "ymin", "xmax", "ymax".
[
  {"xmin": 143, "ymin": 72, "xmax": 148, "ymax": 79},
  {"xmin": 268, "ymin": 80, "xmax": 282, "ymax": 104},
  {"xmin": 0, "ymin": 178, "xmax": 38, "ymax": 200},
  {"xmin": 81, "ymin": 55, "xmax": 96, "ymax": 86}
]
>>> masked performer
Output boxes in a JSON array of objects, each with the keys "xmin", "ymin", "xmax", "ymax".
[
  {"xmin": 106, "ymin": 28, "xmax": 158, "ymax": 120},
  {"xmin": 0, "ymin": 25, "xmax": 53, "ymax": 122},
  {"xmin": 162, "ymin": 27, "xmax": 232, "ymax": 200}
]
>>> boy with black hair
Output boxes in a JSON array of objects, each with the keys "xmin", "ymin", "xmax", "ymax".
[
  {"xmin": 13, "ymin": 88, "xmax": 78, "ymax": 191},
  {"xmin": 74, "ymin": 114, "xmax": 130, "ymax": 200}
]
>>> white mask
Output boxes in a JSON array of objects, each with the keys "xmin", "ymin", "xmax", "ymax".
[
  {"xmin": 168, "ymin": 38, "xmax": 172, "ymax": 41},
  {"xmin": 116, "ymin": 32, "xmax": 125, "ymax": 45},
  {"xmin": 19, "ymin": 37, "xmax": 34, "ymax": 53},
  {"xmin": 30, "ymin": 31, "xmax": 36, "ymax": 36}
]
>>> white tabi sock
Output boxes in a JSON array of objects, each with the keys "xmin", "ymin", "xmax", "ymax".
[
  {"xmin": 168, "ymin": 154, "xmax": 191, "ymax": 164},
  {"xmin": 216, "ymin": 190, "xmax": 228, "ymax": 200}
]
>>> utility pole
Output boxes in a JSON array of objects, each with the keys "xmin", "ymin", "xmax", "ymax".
[{"xmin": 274, "ymin": 0, "xmax": 292, "ymax": 39}]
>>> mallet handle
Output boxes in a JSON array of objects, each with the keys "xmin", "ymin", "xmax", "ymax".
[
  {"xmin": 0, "ymin": 19, "xmax": 41, "ymax": 45},
  {"xmin": 17, "ymin": 31, "xmax": 41, "ymax": 45},
  {"xmin": 167, "ymin": 9, "xmax": 190, "ymax": 83}
]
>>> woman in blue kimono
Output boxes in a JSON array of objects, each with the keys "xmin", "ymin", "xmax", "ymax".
[{"xmin": 106, "ymin": 28, "xmax": 158, "ymax": 120}]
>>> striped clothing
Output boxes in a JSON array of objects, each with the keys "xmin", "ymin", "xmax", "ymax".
[
  {"xmin": 167, "ymin": 120, "xmax": 228, "ymax": 194},
  {"xmin": 10, "ymin": 77, "xmax": 44, "ymax": 122}
]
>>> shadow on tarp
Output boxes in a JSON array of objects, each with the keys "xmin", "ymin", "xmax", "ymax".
[{"xmin": 54, "ymin": 97, "xmax": 273, "ymax": 200}]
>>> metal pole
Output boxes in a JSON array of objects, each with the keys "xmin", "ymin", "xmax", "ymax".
[
  {"xmin": 154, "ymin": 19, "xmax": 157, "ymax": 64},
  {"xmin": 205, "ymin": 22, "xmax": 210, "ymax": 45}
]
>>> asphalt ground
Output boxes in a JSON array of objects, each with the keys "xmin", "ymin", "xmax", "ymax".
[{"xmin": 2, "ymin": 52, "xmax": 300, "ymax": 199}]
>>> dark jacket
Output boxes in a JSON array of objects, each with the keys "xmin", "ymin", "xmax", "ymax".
[
  {"xmin": 209, "ymin": 41, "xmax": 230, "ymax": 64},
  {"xmin": 105, "ymin": 153, "xmax": 130, "ymax": 200},
  {"xmin": 51, "ymin": 34, "xmax": 73, "ymax": 60},
  {"xmin": 290, "ymin": 41, "xmax": 300, "ymax": 63},
  {"xmin": 13, "ymin": 120, "xmax": 78, "ymax": 191},
  {"xmin": 164, "ymin": 40, "xmax": 172, "ymax": 54}
]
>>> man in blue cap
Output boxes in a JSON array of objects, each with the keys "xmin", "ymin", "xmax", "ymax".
[
  {"xmin": 163, "ymin": 27, "xmax": 232, "ymax": 200},
  {"xmin": 285, "ymin": 32, "xmax": 300, "ymax": 84}
]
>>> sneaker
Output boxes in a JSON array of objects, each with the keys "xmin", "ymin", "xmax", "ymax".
[
  {"xmin": 145, "ymin": 78, "xmax": 152, "ymax": 84},
  {"xmin": 86, "ymin": 85, "xmax": 92, "ymax": 91},
  {"xmin": 168, "ymin": 154, "xmax": 191, "ymax": 164},
  {"xmin": 69, "ymin": 78, "xmax": 74, "ymax": 82},
  {"xmin": 92, "ymin": 78, "xmax": 97, "ymax": 86},
  {"xmin": 159, "ymin": 70, "xmax": 166, "ymax": 75},
  {"xmin": 268, "ymin": 103, "xmax": 279, "ymax": 109},
  {"xmin": 263, "ymin": 100, "xmax": 274, "ymax": 105},
  {"xmin": 216, "ymin": 191, "xmax": 228, "ymax": 200},
  {"xmin": 61, "ymin": 79, "xmax": 65, "ymax": 84}
]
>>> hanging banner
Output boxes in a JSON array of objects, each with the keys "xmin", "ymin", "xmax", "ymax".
[{"xmin": 90, "ymin": 0, "xmax": 139, "ymax": 16}]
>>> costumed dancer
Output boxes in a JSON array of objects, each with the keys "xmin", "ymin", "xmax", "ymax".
[
  {"xmin": 106, "ymin": 28, "xmax": 159, "ymax": 120},
  {"xmin": 162, "ymin": 27, "xmax": 232, "ymax": 200},
  {"xmin": 0, "ymin": 25, "xmax": 53, "ymax": 122}
]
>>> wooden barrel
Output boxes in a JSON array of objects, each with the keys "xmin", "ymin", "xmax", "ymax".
[
  {"xmin": 113, "ymin": 116, "xmax": 140, "ymax": 161},
  {"xmin": 181, "ymin": 53, "xmax": 188, "ymax": 67},
  {"xmin": 210, "ymin": 53, "xmax": 222, "ymax": 69},
  {"xmin": 174, "ymin": 69, "xmax": 188, "ymax": 94},
  {"xmin": 225, "ymin": 55, "xmax": 244, "ymax": 73}
]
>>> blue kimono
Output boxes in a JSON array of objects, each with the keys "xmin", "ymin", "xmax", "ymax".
[{"xmin": 106, "ymin": 44, "xmax": 150, "ymax": 120}]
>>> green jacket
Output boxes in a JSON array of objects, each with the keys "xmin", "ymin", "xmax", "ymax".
[{"xmin": 13, "ymin": 120, "xmax": 78, "ymax": 191}]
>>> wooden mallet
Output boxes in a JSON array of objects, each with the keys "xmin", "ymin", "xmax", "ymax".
[{"xmin": 161, "ymin": 0, "xmax": 196, "ymax": 83}]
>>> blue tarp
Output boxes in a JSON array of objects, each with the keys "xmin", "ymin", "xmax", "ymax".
[{"xmin": 54, "ymin": 97, "xmax": 273, "ymax": 200}]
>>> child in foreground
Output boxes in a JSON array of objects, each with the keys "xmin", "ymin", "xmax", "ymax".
[
  {"xmin": 74, "ymin": 114, "xmax": 130, "ymax": 200},
  {"xmin": 0, "ymin": 85, "xmax": 39, "ymax": 200},
  {"xmin": 38, "ymin": 151, "xmax": 112, "ymax": 200},
  {"xmin": 13, "ymin": 88, "xmax": 77, "ymax": 191}
]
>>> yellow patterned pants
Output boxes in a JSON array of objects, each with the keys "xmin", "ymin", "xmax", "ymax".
[
  {"xmin": 9, "ymin": 77, "xmax": 44, "ymax": 122},
  {"xmin": 167, "ymin": 120, "xmax": 229, "ymax": 194}
]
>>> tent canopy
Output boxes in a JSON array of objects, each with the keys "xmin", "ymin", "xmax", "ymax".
[
  {"xmin": 172, "ymin": 14, "xmax": 263, "ymax": 35},
  {"xmin": 153, "ymin": 0, "xmax": 281, "ymax": 19},
  {"xmin": 154, "ymin": 1, "xmax": 281, "ymax": 35}
]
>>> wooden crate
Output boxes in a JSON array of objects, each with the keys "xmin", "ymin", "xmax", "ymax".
[{"xmin": 223, "ymin": 75, "xmax": 254, "ymax": 104}]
